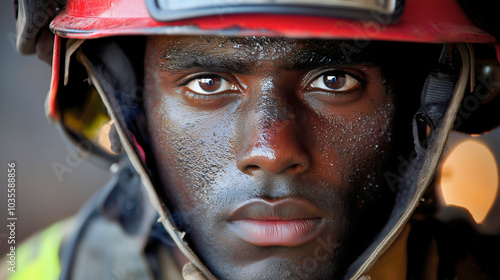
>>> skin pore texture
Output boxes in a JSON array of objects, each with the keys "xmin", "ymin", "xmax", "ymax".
[{"xmin": 143, "ymin": 36, "xmax": 398, "ymax": 280}]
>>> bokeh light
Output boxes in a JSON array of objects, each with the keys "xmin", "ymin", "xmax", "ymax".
[{"xmin": 439, "ymin": 140, "xmax": 499, "ymax": 224}]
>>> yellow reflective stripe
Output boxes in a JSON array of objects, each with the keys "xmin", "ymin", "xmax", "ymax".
[{"xmin": 8, "ymin": 222, "xmax": 64, "ymax": 280}]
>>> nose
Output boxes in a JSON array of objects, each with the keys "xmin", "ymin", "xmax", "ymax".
[{"xmin": 236, "ymin": 82, "xmax": 310, "ymax": 176}]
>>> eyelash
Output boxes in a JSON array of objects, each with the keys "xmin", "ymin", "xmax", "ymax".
[
  {"xmin": 179, "ymin": 73, "xmax": 213, "ymax": 87},
  {"xmin": 179, "ymin": 73, "xmax": 240, "ymax": 102},
  {"xmin": 307, "ymin": 70, "xmax": 367, "ymax": 93},
  {"xmin": 182, "ymin": 73, "xmax": 238, "ymax": 89},
  {"xmin": 179, "ymin": 69, "xmax": 367, "ymax": 99}
]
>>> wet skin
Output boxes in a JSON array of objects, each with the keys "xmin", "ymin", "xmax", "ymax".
[{"xmin": 144, "ymin": 36, "xmax": 396, "ymax": 279}]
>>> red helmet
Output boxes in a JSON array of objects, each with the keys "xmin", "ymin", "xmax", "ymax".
[
  {"xmin": 14, "ymin": 1, "xmax": 500, "ymax": 279},
  {"xmin": 49, "ymin": 0, "xmax": 495, "ymax": 42}
]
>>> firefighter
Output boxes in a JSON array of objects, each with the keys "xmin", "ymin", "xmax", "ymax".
[{"xmin": 8, "ymin": 0, "xmax": 500, "ymax": 279}]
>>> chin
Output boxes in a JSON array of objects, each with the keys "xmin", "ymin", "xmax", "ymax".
[{"xmin": 209, "ymin": 255, "xmax": 337, "ymax": 280}]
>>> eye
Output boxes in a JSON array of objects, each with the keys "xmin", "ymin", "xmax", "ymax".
[
  {"xmin": 309, "ymin": 71, "xmax": 361, "ymax": 92},
  {"xmin": 185, "ymin": 75, "xmax": 237, "ymax": 95}
]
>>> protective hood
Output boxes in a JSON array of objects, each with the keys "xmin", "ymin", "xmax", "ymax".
[{"xmin": 49, "ymin": 34, "xmax": 474, "ymax": 279}]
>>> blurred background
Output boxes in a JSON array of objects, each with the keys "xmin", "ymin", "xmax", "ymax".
[
  {"xmin": 435, "ymin": 128, "xmax": 500, "ymax": 234},
  {"xmin": 1, "ymin": 0, "xmax": 500, "ymax": 259},
  {"xmin": 438, "ymin": 130, "xmax": 500, "ymax": 234}
]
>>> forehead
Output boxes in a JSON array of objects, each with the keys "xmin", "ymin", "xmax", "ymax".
[{"xmin": 147, "ymin": 35, "xmax": 380, "ymax": 71}]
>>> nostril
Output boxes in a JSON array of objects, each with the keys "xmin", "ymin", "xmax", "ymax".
[
  {"xmin": 244, "ymin": 163, "xmax": 303, "ymax": 174},
  {"xmin": 236, "ymin": 141, "xmax": 311, "ymax": 175},
  {"xmin": 287, "ymin": 163, "xmax": 305, "ymax": 173},
  {"xmin": 245, "ymin": 165, "xmax": 260, "ymax": 174}
]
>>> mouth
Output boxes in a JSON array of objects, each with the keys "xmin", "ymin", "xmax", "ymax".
[{"xmin": 228, "ymin": 198, "xmax": 325, "ymax": 247}]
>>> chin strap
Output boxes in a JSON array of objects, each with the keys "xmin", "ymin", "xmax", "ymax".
[
  {"xmin": 413, "ymin": 44, "xmax": 462, "ymax": 157},
  {"xmin": 182, "ymin": 262, "xmax": 209, "ymax": 280}
]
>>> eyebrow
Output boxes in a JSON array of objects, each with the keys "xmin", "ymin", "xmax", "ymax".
[
  {"xmin": 159, "ymin": 51, "xmax": 252, "ymax": 73},
  {"xmin": 283, "ymin": 49, "xmax": 377, "ymax": 71},
  {"xmin": 159, "ymin": 42, "xmax": 377, "ymax": 73}
]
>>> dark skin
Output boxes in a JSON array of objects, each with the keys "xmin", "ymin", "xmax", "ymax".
[{"xmin": 144, "ymin": 36, "xmax": 397, "ymax": 280}]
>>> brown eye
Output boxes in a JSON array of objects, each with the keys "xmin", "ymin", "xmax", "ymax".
[
  {"xmin": 323, "ymin": 73, "xmax": 346, "ymax": 90},
  {"xmin": 186, "ymin": 75, "xmax": 237, "ymax": 95},
  {"xmin": 310, "ymin": 71, "xmax": 360, "ymax": 92},
  {"xmin": 199, "ymin": 77, "xmax": 222, "ymax": 92}
]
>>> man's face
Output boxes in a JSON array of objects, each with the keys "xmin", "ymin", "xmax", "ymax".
[{"xmin": 144, "ymin": 36, "xmax": 396, "ymax": 279}]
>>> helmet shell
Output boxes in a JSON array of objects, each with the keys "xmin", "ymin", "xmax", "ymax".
[{"xmin": 50, "ymin": 0, "xmax": 496, "ymax": 43}]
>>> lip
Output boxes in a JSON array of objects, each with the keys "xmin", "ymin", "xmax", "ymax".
[{"xmin": 228, "ymin": 198, "xmax": 325, "ymax": 247}]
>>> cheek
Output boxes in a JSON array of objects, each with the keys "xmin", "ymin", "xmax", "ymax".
[
  {"xmin": 313, "ymin": 96, "xmax": 395, "ymax": 199},
  {"xmin": 146, "ymin": 92, "xmax": 239, "ymax": 209}
]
